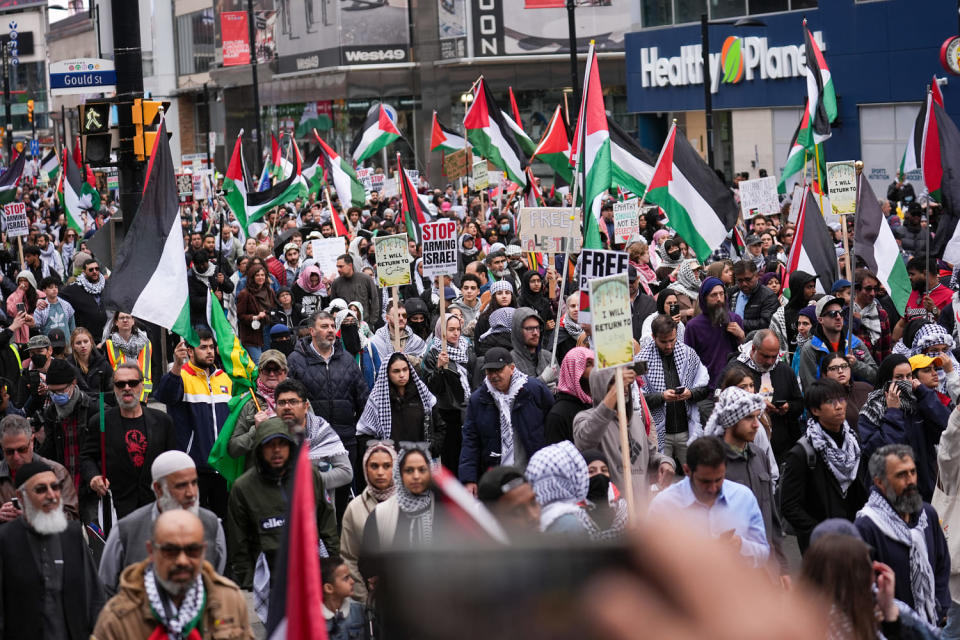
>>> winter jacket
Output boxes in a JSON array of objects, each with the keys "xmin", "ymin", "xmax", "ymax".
[
  {"xmin": 459, "ymin": 375, "xmax": 554, "ymax": 483},
  {"xmin": 729, "ymin": 283, "xmax": 779, "ymax": 333},
  {"xmin": 329, "ymin": 272, "xmax": 380, "ymax": 326},
  {"xmin": 779, "ymin": 428, "xmax": 870, "ymax": 551},
  {"xmin": 573, "ymin": 368, "xmax": 674, "ymax": 509},
  {"xmin": 421, "ymin": 342, "xmax": 475, "ymax": 412},
  {"xmin": 797, "ymin": 331, "xmax": 878, "ymax": 392},
  {"xmin": 723, "ymin": 441, "xmax": 787, "ymax": 573},
  {"xmin": 69, "ymin": 348, "xmax": 113, "ymax": 397},
  {"xmin": 60, "ymin": 282, "xmax": 108, "ymax": 340},
  {"xmin": 341, "ymin": 489, "xmax": 380, "ymax": 603},
  {"xmin": 544, "ymin": 391, "xmax": 592, "ymax": 444},
  {"xmin": 154, "ymin": 363, "xmax": 232, "ymax": 470},
  {"xmin": 858, "ymin": 383, "xmax": 950, "ymax": 502},
  {"xmin": 236, "ymin": 287, "xmax": 278, "ymax": 348},
  {"xmin": 682, "ymin": 279, "xmax": 744, "ymax": 388},
  {"xmin": 92, "ymin": 560, "xmax": 252, "ymax": 640},
  {"xmin": 631, "ymin": 293, "xmax": 658, "ymax": 343},
  {"xmin": 226, "ymin": 420, "xmax": 339, "ymax": 589},
  {"xmin": 898, "ymin": 222, "xmax": 932, "ymax": 257},
  {"xmin": 286, "ymin": 337, "xmax": 369, "ymax": 447}
]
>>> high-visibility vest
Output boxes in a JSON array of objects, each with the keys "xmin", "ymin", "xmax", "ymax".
[{"xmin": 105, "ymin": 339, "xmax": 153, "ymax": 401}]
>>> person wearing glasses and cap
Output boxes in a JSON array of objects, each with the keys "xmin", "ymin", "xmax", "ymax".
[{"xmin": 797, "ymin": 295, "xmax": 878, "ymax": 392}]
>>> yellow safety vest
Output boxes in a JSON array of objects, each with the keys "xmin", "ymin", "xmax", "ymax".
[{"xmin": 105, "ymin": 339, "xmax": 153, "ymax": 401}]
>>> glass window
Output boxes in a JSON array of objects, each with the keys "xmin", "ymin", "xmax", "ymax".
[
  {"xmin": 675, "ymin": 0, "xmax": 706, "ymax": 23},
  {"xmin": 709, "ymin": 0, "xmax": 746, "ymax": 19},
  {"xmin": 749, "ymin": 0, "xmax": 788, "ymax": 13},
  {"xmin": 791, "ymin": 0, "xmax": 817, "ymax": 8},
  {"xmin": 642, "ymin": 0, "xmax": 672, "ymax": 27},
  {"xmin": 177, "ymin": 9, "xmax": 215, "ymax": 76}
]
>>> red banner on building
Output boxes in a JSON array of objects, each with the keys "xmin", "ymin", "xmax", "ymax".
[
  {"xmin": 524, "ymin": 0, "xmax": 565, "ymax": 7},
  {"xmin": 221, "ymin": 11, "xmax": 250, "ymax": 66}
]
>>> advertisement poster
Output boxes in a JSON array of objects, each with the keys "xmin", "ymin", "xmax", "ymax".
[
  {"xmin": 220, "ymin": 11, "xmax": 249, "ymax": 66},
  {"xmin": 589, "ymin": 273, "xmax": 633, "ymax": 369},
  {"xmin": 375, "ymin": 234, "xmax": 412, "ymax": 288},
  {"xmin": 438, "ymin": 0, "xmax": 467, "ymax": 60}
]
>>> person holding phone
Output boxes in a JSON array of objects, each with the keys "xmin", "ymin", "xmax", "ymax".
[{"xmin": 640, "ymin": 290, "xmax": 686, "ymax": 343}]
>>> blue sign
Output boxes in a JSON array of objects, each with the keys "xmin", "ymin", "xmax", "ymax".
[
  {"xmin": 49, "ymin": 58, "xmax": 117, "ymax": 96},
  {"xmin": 29, "ymin": 139, "xmax": 37, "ymax": 157}
]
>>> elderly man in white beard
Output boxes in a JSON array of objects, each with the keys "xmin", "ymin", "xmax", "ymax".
[
  {"xmin": 97, "ymin": 451, "xmax": 226, "ymax": 596},
  {"xmin": 0, "ymin": 460, "xmax": 104, "ymax": 640}
]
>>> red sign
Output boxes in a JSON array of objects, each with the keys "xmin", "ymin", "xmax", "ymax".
[
  {"xmin": 941, "ymin": 36, "xmax": 960, "ymax": 76},
  {"xmin": 221, "ymin": 11, "xmax": 250, "ymax": 67},
  {"xmin": 524, "ymin": 0, "xmax": 565, "ymax": 6}
]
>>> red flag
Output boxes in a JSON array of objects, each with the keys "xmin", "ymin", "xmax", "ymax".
[
  {"xmin": 508, "ymin": 87, "xmax": 523, "ymax": 129},
  {"xmin": 431, "ymin": 466, "xmax": 509, "ymax": 543},
  {"xmin": 73, "ymin": 137, "xmax": 97, "ymax": 188}
]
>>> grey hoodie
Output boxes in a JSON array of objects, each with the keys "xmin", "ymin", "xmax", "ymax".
[
  {"xmin": 572, "ymin": 367, "xmax": 674, "ymax": 510},
  {"xmin": 510, "ymin": 307, "xmax": 551, "ymax": 378}
]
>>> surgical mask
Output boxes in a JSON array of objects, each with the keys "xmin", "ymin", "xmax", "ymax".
[
  {"xmin": 51, "ymin": 389, "xmax": 72, "ymax": 405},
  {"xmin": 30, "ymin": 353, "xmax": 47, "ymax": 368},
  {"xmin": 500, "ymin": 224, "xmax": 510, "ymax": 233}
]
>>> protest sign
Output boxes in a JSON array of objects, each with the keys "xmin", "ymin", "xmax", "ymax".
[
  {"xmin": 370, "ymin": 172, "xmax": 386, "ymax": 194},
  {"xmin": 374, "ymin": 234, "xmax": 411, "ymax": 288},
  {"xmin": 3, "ymin": 203, "xmax": 28, "ymax": 238},
  {"xmin": 310, "ymin": 237, "xmax": 345, "ymax": 280},
  {"xmin": 589, "ymin": 273, "xmax": 634, "ymax": 369},
  {"xmin": 421, "ymin": 220, "xmax": 458, "ymax": 278},
  {"xmin": 357, "ymin": 167, "xmax": 373, "ymax": 194},
  {"xmin": 578, "ymin": 249, "xmax": 630, "ymax": 324},
  {"xmin": 738, "ymin": 177, "xmax": 779, "ymax": 219},
  {"xmin": 472, "ymin": 160, "xmax": 488, "ymax": 189},
  {"xmin": 613, "ymin": 198, "xmax": 639, "ymax": 244},
  {"xmin": 443, "ymin": 149, "xmax": 468, "ymax": 179},
  {"xmin": 826, "ymin": 161, "xmax": 857, "ymax": 215},
  {"xmin": 516, "ymin": 207, "xmax": 581, "ymax": 254},
  {"xmin": 380, "ymin": 172, "xmax": 398, "ymax": 197},
  {"xmin": 787, "ymin": 184, "xmax": 803, "ymax": 223}
]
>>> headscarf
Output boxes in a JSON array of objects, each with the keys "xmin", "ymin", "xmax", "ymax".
[
  {"xmin": 458, "ymin": 233, "xmax": 478, "ymax": 259},
  {"xmin": 525, "ymin": 441, "xmax": 592, "ymax": 533},
  {"xmin": 668, "ymin": 259, "xmax": 702, "ymax": 300},
  {"xmin": 363, "ymin": 442, "xmax": 398, "ymax": 503},
  {"xmin": 429, "ymin": 314, "xmax": 471, "ymax": 404},
  {"xmin": 296, "ymin": 265, "xmax": 324, "ymax": 294},
  {"xmin": 356, "ymin": 353, "xmax": 437, "ymax": 440},
  {"xmin": 557, "ymin": 347, "xmax": 593, "ymax": 404},
  {"xmin": 394, "ymin": 445, "xmax": 434, "ymax": 545},
  {"xmin": 518, "ymin": 270, "xmax": 553, "ymax": 322},
  {"xmin": 489, "ymin": 279, "xmax": 514, "ymax": 297},
  {"xmin": 703, "ymin": 387, "xmax": 766, "ymax": 436},
  {"xmin": 861, "ymin": 354, "xmax": 914, "ymax": 426},
  {"xmin": 480, "ymin": 307, "xmax": 516, "ymax": 341}
]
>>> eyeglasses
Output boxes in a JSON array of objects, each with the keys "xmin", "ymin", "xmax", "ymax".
[
  {"xmin": 154, "ymin": 542, "xmax": 206, "ymax": 559},
  {"xmin": 827, "ymin": 363, "xmax": 850, "ymax": 373},
  {"xmin": 114, "ymin": 379, "xmax": 142, "ymax": 389},
  {"xmin": 276, "ymin": 399, "xmax": 303, "ymax": 407},
  {"xmin": 3, "ymin": 444, "xmax": 29, "ymax": 456},
  {"xmin": 86, "ymin": 266, "xmax": 100, "ymax": 272},
  {"xmin": 860, "ymin": 286, "xmax": 878, "ymax": 293},
  {"xmin": 821, "ymin": 310, "xmax": 843, "ymax": 319},
  {"xmin": 261, "ymin": 366, "xmax": 284, "ymax": 375},
  {"xmin": 522, "ymin": 325, "xmax": 541, "ymax": 333}
]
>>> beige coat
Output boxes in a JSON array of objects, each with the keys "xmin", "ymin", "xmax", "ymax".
[
  {"xmin": 340, "ymin": 488, "xmax": 380, "ymax": 602},
  {"xmin": 92, "ymin": 560, "xmax": 253, "ymax": 640}
]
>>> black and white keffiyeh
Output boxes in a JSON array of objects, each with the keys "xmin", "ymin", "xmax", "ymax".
[
  {"xmin": 525, "ymin": 441, "xmax": 593, "ymax": 533},
  {"xmin": 480, "ymin": 307, "xmax": 516, "ymax": 341},
  {"xmin": 306, "ymin": 412, "xmax": 348, "ymax": 459},
  {"xmin": 854, "ymin": 299, "xmax": 882, "ymax": 342},
  {"xmin": 668, "ymin": 260, "xmax": 702, "ymax": 300},
  {"xmin": 858, "ymin": 489, "xmax": 938, "ymax": 626},
  {"xmin": 356, "ymin": 354, "xmax": 437, "ymax": 439},
  {"xmin": 703, "ymin": 386, "xmax": 766, "ymax": 436},
  {"xmin": 805, "ymin": 418, "xmax": 860, "ymax": 496},
  {"xmin": 76, "ymin": 272, "xmax": 106, "ymax": 295},
  {"xmin": 144, "ymin": 564, "xmax": 206, "ymax": 640},
  {"xmin": 110, "ymin": 329, "xmax": 149, "ymax": 359},
  {"xmin": 483, "ymin": 367, "xmax": 529, "ymax": 466},
  {"xmin": 638, "ymin": 337, "xmax": 706, "ymax": 442},
  {"xmin": 395, "ymin": 445, "xmax": 435, "ymax": 545},
  {"xmin": 430, "ymin": 314, "xmax": 472, "ymax": 404},
  {"xmin": 862, "ymin": 379, "xmax": 916, "ymax": 427},
  {"xmin": 489, "ymin": 279, "xmax": 514, "ymax": 296},
  {"xmin": 735, "ymin": 348, "xmax": 776, "ymax": 373},
  {"xmin": 910, "ymin": 323, "xmax": 956, "ymax": 356}
]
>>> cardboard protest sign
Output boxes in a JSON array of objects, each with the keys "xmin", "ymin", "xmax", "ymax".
[
  {"xmin": 578, "ymin": 249, "xmax": 630, "ymax": 324},
  {"xmin": 826, "ymin": 161, "xmax": 857, "ymax": 215},
  {"xmin": 443, "ymin": 149, "xmax": 468, "ymax": 179},
  {"xmin": 516, "ymin": 207, "xmax": 581, "ymax": 254},
  {"xmin": 310, "ymin": 237, "xmax": 345, "ymax": 281},
  {"xmin": 3, "ymin": 203, "xmax": 28, "ymax": 238},
  {"xmin": 589, "ymin": 273, "xmax": 634, "ymax": 369},
  {"xmin": 374, "ymin": 234, "xmax": 411, "ymax": 288},
  {"xmin": 738, "ymin": 177, "xmax": 780, "ymax": 219},
  {"xmin": 357, "ymin": 167, "xmax": 373, "ymax": 195},
  {"xmin": 613, "ymin": 198, "xmax": 639, "ymax": 243},
  {"xmin": 421, "ymin": 220, "xmax": 458, "ymax": 278},
  {"xmin": 370, "ymin": 173, "xmax": 386, "ymax": 194}
]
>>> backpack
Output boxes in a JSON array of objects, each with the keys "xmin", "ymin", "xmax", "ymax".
[{"xmin": 776, "ymin": 436, "xmax": 817, "ymax": 537}]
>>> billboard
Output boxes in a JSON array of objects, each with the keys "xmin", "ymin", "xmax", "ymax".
[
  {"xmin": 438, "ymin": 0, "xmax": 467, "ymax": 60},
  {"xmin": 470, "ymin": 0, "xmax": 622, "ymax": 58},
  {"xmin": 276, "ymin": 0, "xmax": 410, "ymax": 74},
  {"xmin": 215, "ymin": 1, "xmax": 276, "ymax": 64}
]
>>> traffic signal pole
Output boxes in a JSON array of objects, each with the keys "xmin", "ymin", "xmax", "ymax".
[
  {"xmin": 2, "ymin": 43, "xmax": 11, "ymax": 164},
  {"xmin": 111, "ymin": 0, "xmax": 144, "ymax": 232}
]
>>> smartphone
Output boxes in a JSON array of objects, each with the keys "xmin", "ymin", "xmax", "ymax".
[
  {"xmin": 674, "ymin": 386, "xmax": 686, "ymax": 395},
  {"xmin": 15, "ymin": 303, "xmax": 24, "ymax": 314},
  {"xmin": 669, "ymin": 303, "xmax": 680, "ymax": 316},
  {"xmin": 10, "ymin": 497, "xmax": 19, "ymax": 510},
  {"xmin": 774, "ymin": 400, "xmax": 787, "ymax": 408}
]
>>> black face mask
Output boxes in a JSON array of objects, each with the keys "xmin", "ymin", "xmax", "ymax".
[
  {"xmin": 587, "ymin": 473, "xmax": 610, "ymax": 502},
  {"xmin": 341, "ymin": 324, "xmax": 362, "ymax": 355},
  {"xmin": 408, "ymin": 318, "xmax": 429, "ymax": 338},
  {"xmin": 272, "ymin": 337, "xmax": 294, "ymax": 356},
  {"xmin": 30, "ymin": 353, "xmax": 47, "ymax": 368},
  {"xmin": 667, "ymin": 251, "xmax": 681, "ymax": 261}
]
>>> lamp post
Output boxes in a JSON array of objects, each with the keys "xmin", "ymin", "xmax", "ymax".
[
  {"xmin": 700, "ymin": 14, "xmax": 765, "ymax": 169},
  {"xmin": 566, "ymin": 0, "xmax": 579, "ymax": 110}
]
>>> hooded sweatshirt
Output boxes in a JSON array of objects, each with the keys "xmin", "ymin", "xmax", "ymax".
[
  {"xmin": 771, "ymin": 270, "xmax": 816, "ymax": 354},
  {"xmin": 510, "ymin": 307, "xmax": 551, "ymax": 378},
  {"xmin": 683, "ymin": 277, "xmax": 744, "ymax": 389}
]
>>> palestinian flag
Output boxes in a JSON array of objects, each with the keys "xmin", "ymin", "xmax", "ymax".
[
  {"xmin": 787, "ymin": 185, "xmax": 838, "ymax": 294},
  {"xmin": 853, "ymin": 172, "xmax": 910, "ymax": 314},
  {"xmin": 315, "ymin": 132, "xmax": 366, "ymax": 209},
  {"xmin": 350, "ymin": 103, "xmax": 402, "ymax": 164},
  {"xmin": 645, "ymin": 122, "xmax": 739, "ymax": 262},
  {"xmin": 922, "ymin": 86, "xmax": 946, "ymax": 204},
  {"xmin": 608, "ymin": 117, "xmax": 657, "ymax": 199},
  {"xmin": 778, "ymin": 104, "xmax": 825, "ymax": 194},
  {"xmin": 929, "ymin": 102, "xmax": 960, "ymax": 258},
  {"xmin": 223, "ymin": 133, "xmax": 307, "ymax": 233},
  {"xmin": 397, "ymin": 153, "xmax": 426, "ymax": 244},
  {"xmin": 432, "ymin": 466, "xmax": 509, "ymax": 543},
  {"xmin": 430, "ymin": 112, "xmax": 466, "ymax": 153},
  {"xmin": 102, "ymin": 120, "xmax": 194, "ymax": 338},
  {"xmin": 798, "ymin": 24, "xmax": 837, "ymax": 147},
  {"xmin": 264, "ymin": 442, "xmax": 328, "ymax": 640},
  {"xmin": 531, "ymin": 106, "xmax": 573, "ymax": 183},
  {"xmin": 523, "ymin": 167, "xmax": 545, "ymax": 207},
  {"xmin": 301, "ymin": 148, "xmax": 323, "ymax": 197},
  {"xmin": 207, "ymin": 388, "xmax": 255, "ymax": 488},
  {"xmin": 901, "ymin": 80, "xmax": 943, "ymax": 178},
  {"xmin": 40, "ymin": 149, "xmax": 59, "ymax": 184},
  {"xmin": 464, "ymin": 77, "xmax": 527, "ymax": 186},
  {"xmin": 0, "ymin": 151, "xmax": 25, "ymax": 206},
  {"xmin": 571, "ymin": 46, "xmax": 612, "ymax": 250},
  {"xmin": 72, "ymin": 138, "xmax": 101, "ymax": 211},
  {"xmin": 57, "ymin": 149, "xmax": 90, "ymax": 233}
]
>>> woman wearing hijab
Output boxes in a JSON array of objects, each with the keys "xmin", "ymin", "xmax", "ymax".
[
  {"xmin": 341, "ymin": 441, "xmax": 396, "ymax": 603},
  {"xmin": 667, "ymin": 259, "xmax": 702, "ymax": 321},
  {"xmin": 554, "ymin": 293, "xmax": 587, "ymax": 366},
  {"xmin": 525, "ymin": 441, "xmax": 592, "ymax": 536},
  {"xmin": 291, "ymin": 264, "xmax": 326, "ymax": 319},
  {"xmin": 237, "ymin": 264, "xmax": 279, "ymax": 361},
  {"xmin": 421, "ymin": 314, "xmax": 475, "ymax": 473},
  {"xmin": 545, "ymin": 347, "xmax": 594, "ymax": 444},
  {"xmin": 356, "ymin": 353, "xmax": 445, "ymax": 458},
  {"xmin": 474, "ymin": 307, "xmax": 515, "ymax": 370},
  {"xmin": 347, "ymin": 301, "xmax": 375, "ymax": 339},
  {"xmin": 474, "ymin": 279, "xmax": 517, "ymax": 346},
  {"xmin": 458, "ymin": 233, "xmax": 480, "ymax": 266},
  {"xmin": 336, "ymin": 309, "xmax": 382, "ymax": 389},
  {"xmin": 770, "ymin": 270, "xmax": 817, "ymax": 355},
  {"xmin": 517, "ymin": 270, "xmax": 556, "ymax": 332},
  {"xmin": 581, "ymin": 449, "xmax": 628, "ymax": 541}
]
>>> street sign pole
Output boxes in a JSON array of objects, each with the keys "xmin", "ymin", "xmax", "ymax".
[{"xmin": 2, "ymin": 43, "xmax": 10, "ymax": 164}]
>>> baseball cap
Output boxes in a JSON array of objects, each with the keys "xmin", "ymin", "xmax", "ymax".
[
  {"xmin": 831, "ymin": 279, "xmax": 851, "ymax": 293},
  {"xmin": 815, "ymin": 295, "xmax": 842, "ymax": 317},
  {"xmin": 443, "ymin": 286, "xmax": 457, "ymax": 301},
  {"xmin": 745, "ymin": 234, "xmax": 762, "ymax": 246},
  {"xmin": 505, "ymin": 245, "xmax": 522, "ymax": 257},
  {"xmin": 909, "ymin": 354, "xmax": 943, "ymax": 371},
  {"xmin": 259, "ymin": 349, "xmax": 287, "ymax": 369},
  {"xmin": 283, "ymin": 242, "xmax": 299, "ymax": 254},
  {"xmin": 47, "ymin": 328, "xmax": 66, "ymax": 348},
  {"xmin": 26, "ymin": 334, "xmax": 51, "ymax": 351},
  {"xmin": 482, "ymin": 347, "xmax": 514, "ymax": 370},
  {"xmin": 477, "ymin": 466, "xmax": 527, "ymax": 503}
]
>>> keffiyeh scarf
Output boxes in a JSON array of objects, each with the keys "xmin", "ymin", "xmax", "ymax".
[
  {"xmin": 857, "ymin": 489, "xmax": 938, "ymax": 626},
  {"xmin": 483, "ymin": 367, "xmax": 529, "ymax": 466},
  {"xmin": 395, "ymin": 446, "xmax": 435, "ymax": 545},
  {"xmin": 525, "ymin": 441, "xmax": 594, "ymax": 532},
  {"xmin": 805, "ymin": 418, "xmax": 860, "ymax": 496},
  {"xmin": 854, "ymin": 299, "xmax": 882, "ymax": 342},
  {"xmin": 703, "ymin": 386, "xmax": 766, "ymax": 436},
  {"xmin": 76, "ymin": 272, "xmax": 106, "ymax": 295},
  {"xmin": 144, "ymin": 565, "xmax": 206, "ymax": 640},
  {"xmin": 638, "ymin": 337, "xmax": 704, "ymax": 443},
  {"xmin": 428, "ymin": 322, "xmax": 472, "ymax": 405},
  {"xmin": 306, "ymin": 412, "xmax": 349, "ymax": 460},
  {"xmin": 363, "ymin": 443, "xmax": 398, "ymax": 502},
  {"xmin": 862, "ymin": 380, "xmax": 916, "ymax": 426},
  {"xmin": 356, "ymin": 355, "xmax": 437, "ymax": 439},
  {"xmin": 667, "ymin": 260, "xmax": 701, "ymax": 300},
  {"xmin": 110, "ymin": 329, "xmax": 149, "ymax": 360}
]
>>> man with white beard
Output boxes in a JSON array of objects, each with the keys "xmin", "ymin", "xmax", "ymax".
[
  {"xmin": 0, "ymin": 460, "xmax": 105, "ymax": 640},
  {"xmin": 98, "ymin": 451, "xmax": 226, "ymax": 596}
]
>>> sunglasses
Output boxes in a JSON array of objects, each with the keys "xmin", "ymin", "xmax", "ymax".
[
  {"xmin": 154, "ymin": 543, "xmax": 205, "ymax": 559},
  {"xmin": 820, "ymin": 310, "xmax": 843, "ymax": 319},
  {"xmin": 114, "ymin": 379, "xmax": 142, "ymax": 389}
]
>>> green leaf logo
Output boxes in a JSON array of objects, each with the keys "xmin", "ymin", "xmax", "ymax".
[{"xmin": 720, "ymin": 36, "xmax": 744, "ymax": 84}]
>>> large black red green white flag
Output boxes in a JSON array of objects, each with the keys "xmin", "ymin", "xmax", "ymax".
[
  {"xmin": 798, "ymin": 23, "xmax": 837, "ymax": 148},
  {"xmin": 397, "ymin": 153, "xmax": 428, "ymax": 244},
  {"xmin": 464, "ymin": 77, "xmax": 528, "ymax": 186},
  {"xmin": 927, "ymin": 102, "xmax": 960, "ymax": 259},
  {"xmin": 901, "ymin": 78, "xmax": 943, "ymax": 181},
  {"xmin": 786, "ymin": 185, "xmax": 838, "ymax": 293},
  {"xmin": 350, "ymin": 103, "xmax": 402, "ymax": 164}
]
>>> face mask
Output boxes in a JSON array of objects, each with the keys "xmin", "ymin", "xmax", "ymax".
[
  {"xmin": 500, "ymin": 224, "xmax": 510, "ymax": 233},
  {"xmin": 51, "ymin": 389, "xmax": 72, "ymax": 406},
  {"xmin": 667, "ymin": 251, "xmax": 681, "ymax": 260},
  {"xmin": 894, "ymin": 379, "xmax": 914, "ymax": 397},
  {"xmin": 272, "ymin": 337, "xmax": 294, "ymax": 356},
  {"xmin": 587, "ymin": 473, "xmax": 610, "ymax": 502},
  {"xmin": 341, "ymin": 324, "xmax": 362, "ymax": 355},
  {"xmin": 30, "ymin": 353, "xmax": 47, "ymax": 368},
  {"xmin": 408, "ymin": 319, "xmax": 429, "ymax": 337}
]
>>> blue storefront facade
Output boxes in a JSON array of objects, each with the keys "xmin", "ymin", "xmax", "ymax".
[{"xmin": 624, "ymin": 0, "xmax": 960, "ymax": 195}]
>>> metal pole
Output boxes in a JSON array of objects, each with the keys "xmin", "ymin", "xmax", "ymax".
[
  {"xmin": 2, "ymin": 43, "xmax": 10, "ymax": 165},
  {"xmin": 247, "ymin": 0, "xmax": 264, "ymax": 167},
  {"xmin": 701, "ymin": 14, "xmax": 713, "ymax": 169},
  {"xmin": 566, "ymin": 0, "xmax": 579, "ymax": 110},
  {"xmin": 111, "ymin": 0, "xmax": 145, "ymax": 233}
]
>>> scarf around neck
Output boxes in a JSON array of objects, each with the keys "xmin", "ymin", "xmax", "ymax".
[
  {"xmin": 144, "ymin": 565, "xmax": 206, "ymax": 640},
  {"xmin": 428, "ymin": 333, "xmax": 471, "ymax": 404},
  {"xmin": 356, "ymin": 355, "xmax": 436, "ymax": 440},
  {"xmin": 395, "ymin": 447, "xmax": 434, "ymax": 546},
  {"xmin": 805, "ymin": 418, "xmax": 860, "ymax": 496},
  {"xmin": 77, "ymin": 272, "xmax": 106, "ymax": 295},
  {"xmin": 363, "ymin": 443, "xmax": 397, "ymax": 503},
  {"xmin": 254, "ymin": 377, "xmax": 278, "ymax": 413},
  {"xmin": 111, "ymin": 329, "xmax": 148, "ymax": 359},
  {"xmin": 484, "ymin": 368, "xmax": 529, "ymax": 466},
  {"xmin": 862, "ymin": 380, "xmax": 915, "ymax": 426},
  {"xmin": 854, "ymin": 299, "xmax": 881, "ymax": 341}
]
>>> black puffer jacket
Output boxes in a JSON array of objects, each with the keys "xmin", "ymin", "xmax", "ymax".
[
  {"xmin": 286, "ymin": 337, "xmax": 370, "ymax": 447},
  {"xmin": 729, "ymin": 283, "xmax": 779, "ymax": 333}
]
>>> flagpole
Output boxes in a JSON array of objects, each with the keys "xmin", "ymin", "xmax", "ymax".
[
  {"xmin": 814, "ymin": 143, "xmax": 825, "ymax": 215},
  {"xmin": 844, "ymin": 161, "xmax": 862, "ymax": 350},
  {"xmin": 324, "ymin": 186, "xmax": 338, "ymax": 238}
]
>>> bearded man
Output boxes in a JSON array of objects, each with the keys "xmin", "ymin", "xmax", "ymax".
[{"xmin": 683, "ymin": 277, "xmax": 745, "ymax": 388}]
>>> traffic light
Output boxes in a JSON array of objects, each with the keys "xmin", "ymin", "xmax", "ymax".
[
  {"xmin": 132, "ymin": 98, "xmax": 169, "ymax": 161},
  {"xmin": 81, "ymin": 101, "xmax": 112, "ymax": 166},
  {"xmin": 26, "ymin": 100, "xmax": 33, "ymax": 123}
]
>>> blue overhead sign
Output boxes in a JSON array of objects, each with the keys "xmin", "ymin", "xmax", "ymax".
[{"xmin": 49, "ymin": 58, "xmax": 116, "ymax": 96}]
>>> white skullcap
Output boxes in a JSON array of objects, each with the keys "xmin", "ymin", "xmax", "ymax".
[{"xmin": 151, "ymin": 451, "xmax": 196, "ymax": 483}]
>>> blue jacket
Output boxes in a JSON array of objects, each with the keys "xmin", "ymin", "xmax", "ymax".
[
  {"xmin": 325, "ymin": 599, "xmax": 369, "ymax": 640},
  {"xmin": 458, "ymin": 377, "xmax": 554, "ymax": 483},
  {"xmin": 154, "ymin": 363, "xmax": 232, "ymax": 470}
]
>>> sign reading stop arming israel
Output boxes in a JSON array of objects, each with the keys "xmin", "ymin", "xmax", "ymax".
[
  {"xmin": 3, "ymin": 202, "xmax": 28, "ymax": 237},
  {"xmin": 421, "ymin": 220, "xmax": 458, "ymax": 278},
  {"xmin": 517, "ymin": 207, "xmax": 581, "ymax": 254}
]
